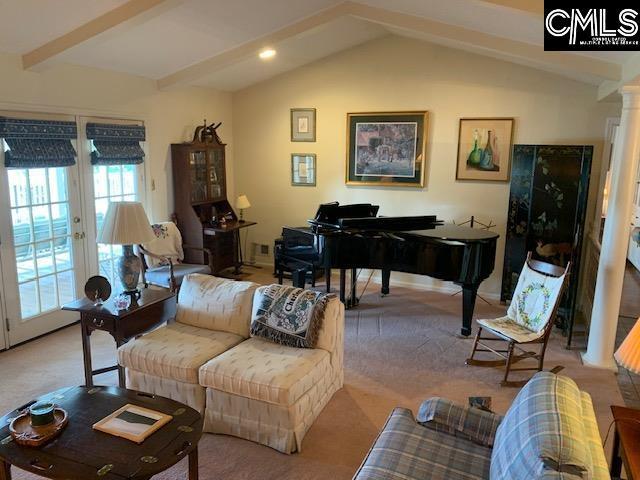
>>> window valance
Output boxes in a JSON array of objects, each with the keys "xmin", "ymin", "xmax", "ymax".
[
  {"xmin": 86, "ymin": 123, "xmax": 145, "ymax": 166},
  {"xmin": 0, "ymin": 117, "xmax": 78, "ymax": 168}
]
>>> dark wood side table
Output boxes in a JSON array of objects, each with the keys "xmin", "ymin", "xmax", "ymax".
[
  {"xmin": 62, "ymin": 289, "xmax": 177, "ymax": 388},
  {"xmin": 611, "ymin": 405, "xmax": 640, "ymax": 480},
  {"xmin": 0, "ymin": 385, "xmax": 202, "ymax": 479}
]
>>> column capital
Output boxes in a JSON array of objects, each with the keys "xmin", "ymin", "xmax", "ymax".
[{"xmin": 620, "ymin": 85, "xmax": 640, "ymax": 109}]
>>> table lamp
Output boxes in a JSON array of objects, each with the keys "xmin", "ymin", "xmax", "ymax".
[
  {"xmin": 97, "ymin": 201, "xmax": 155, "ymax": 296},
  {"xmin": 236, "ymin": 194, "xmax": 251, "ymax": 223},
  {"xmin": 616, "ymin": 318, "xmax": 640, "ymax": 374}
]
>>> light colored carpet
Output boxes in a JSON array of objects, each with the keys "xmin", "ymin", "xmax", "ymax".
[{"xmin": 0, "ymin": 273, "xmax": 623, "ymax": 479}]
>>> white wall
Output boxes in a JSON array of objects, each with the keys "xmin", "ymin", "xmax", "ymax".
[
  {"xmin": 0, "ymin": 52, "xmax": 233, "ymax": 222},
  {"xmin": 232, "ymin": 35, "xmax": 621, "ymax": 297}
]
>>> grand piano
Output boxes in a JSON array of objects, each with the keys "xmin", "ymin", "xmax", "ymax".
[{"xmin": 276, "ymin": 202, "xmax": 499, "ymax": 336}]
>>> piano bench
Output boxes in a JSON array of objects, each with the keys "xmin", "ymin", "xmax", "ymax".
[{"xmin": 277, "ymin": 260, "xmax": 311, "ymax": 289}]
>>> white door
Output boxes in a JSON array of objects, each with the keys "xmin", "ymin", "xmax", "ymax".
[
  {"xmin": 0, "ymin": 161, "xmax": 86, "ymax": 345},
  {"xmin": 78, "ymin": 117, "xmax": 145, "ymax": 287}
]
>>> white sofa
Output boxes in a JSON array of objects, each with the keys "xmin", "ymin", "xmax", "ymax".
[{"xmin": 117, "ymin": 273, "xmax": 345, "ymax": 453}]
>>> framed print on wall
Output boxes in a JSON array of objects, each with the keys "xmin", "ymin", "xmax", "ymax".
[
  {"xmin": 345, "ymin": 111, "xmax": 428, "ymax": 187},
  {"xmin": 291, "ymin": 108, "xmax": 316, "ymax": 142},
  {"xmin": 291, "ymin": 153, "xmax": 316, "ymax": 186},
  {"xmin": 456, "ymin": 118, "xmax": 514, "ymax": 182}
]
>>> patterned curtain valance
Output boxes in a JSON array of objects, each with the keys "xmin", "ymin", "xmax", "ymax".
[
  {"xmin": 4, "ymin": 138, "xmax": 77, "ymax": 168},
  {"xmin": 90, "ymin": 139, "xmax": 145, "ymax": 166},
  {"xmin": 86, "ymin": 123, "xmax": 145, "ymax": 141},
  {"xmin": 0, "ymin": 117, "xmax": 77, "ymax": 139}
]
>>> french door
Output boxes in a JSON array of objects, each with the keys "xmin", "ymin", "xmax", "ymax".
[{"xmin": 0, "ymin": 162, "xmax": 86, "ymax": 345}]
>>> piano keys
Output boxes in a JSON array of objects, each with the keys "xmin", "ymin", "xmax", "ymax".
[{"xmin": 276, "ymin": 202, "xmax": 499, "ymax": 336}]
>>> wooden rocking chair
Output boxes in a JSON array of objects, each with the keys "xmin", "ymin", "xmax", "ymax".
[{"xmin": 466, "ymin": 252, "xmax": 570, "ymax": 387}]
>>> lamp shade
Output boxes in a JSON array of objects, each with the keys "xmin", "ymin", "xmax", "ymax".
[
  {"xmin": 615, "ymin": 317, "xmax": 640, "ymax": 374},
  {"xmin": 97, "ymin": 201, "xmax": 155, "ymax": 245},
  {"xmin": 236, "ymin": 194, "xmax": 251, "ymax": 210}
]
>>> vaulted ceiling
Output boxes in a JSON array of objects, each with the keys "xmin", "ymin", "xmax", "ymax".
[{"xmin": 0, "ymin": 0, "xmax": 637, "ymax": 97}]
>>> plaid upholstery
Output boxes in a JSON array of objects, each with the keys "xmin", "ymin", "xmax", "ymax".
[
  {"xmin": 416, "ymin": 397, "xmax": 503, "ymax": 447},
  {"xmin": 490, "ymin": 372, "xmax": 592, "ymax": 480},
  {"xmin": 354, "ymin": 408, "xmax": 492, "ymax": 480}
]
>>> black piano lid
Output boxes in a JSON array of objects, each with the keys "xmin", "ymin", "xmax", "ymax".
[{"xmin": 406, "ymin": 224, "xmax": 499, "ymax": 242}]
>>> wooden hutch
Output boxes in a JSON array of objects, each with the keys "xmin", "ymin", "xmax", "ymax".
[{"xmin": 171, "ymin": 122, "xmax": 249, "ymax": 275}]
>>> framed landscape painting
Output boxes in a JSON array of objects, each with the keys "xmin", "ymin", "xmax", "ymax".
[
  {"xmin": 345, "ymin": 111, "xmax": 428, "ymax": 187},
  {"xmin": 456, "ymin": 118, "xmax": 514, "ymax": 182}
]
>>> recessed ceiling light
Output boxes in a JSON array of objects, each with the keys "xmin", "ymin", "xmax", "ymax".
[{"xmin": 259, "ymin": 49, "xmax": 276, "ymax": 60}]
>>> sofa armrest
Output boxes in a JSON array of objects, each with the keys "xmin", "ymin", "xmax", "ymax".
[{"xmin": 417, "ymin": 397, "xmax": 503, "ymax": 447}]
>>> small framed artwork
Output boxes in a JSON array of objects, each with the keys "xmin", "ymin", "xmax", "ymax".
[
  {"xmin": 291, "ymin": 153, "xmax": 316, "ymax": 186},
  {"xmin": 456, "ymin": 118, "xmax": 514, "ymax": 182},
  {"xmin": 345, "ymin": 111, "xmax": 428, "ymax": 187},
  {"xmin": 291, "ymin": 108, "xmax": 316, "ymax": 142},
  {"xmin": 93, "ymin": 403, "xmax": 172, "ymax": 444}
]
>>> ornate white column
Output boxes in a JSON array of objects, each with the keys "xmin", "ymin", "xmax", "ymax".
[{"xmin": 583, "ymin": 85, "xmax": 640, "ymax": 370}]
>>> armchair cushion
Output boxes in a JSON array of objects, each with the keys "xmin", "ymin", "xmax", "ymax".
[
  {"xmin": 176, "ymin": 274, "xmax": 259, "ymax": 338},
  {"xmin": 417, "ymin": 397, "xmax": 503, "ymax": 448},
  {"xmin": 354, "ymin": 408, "xmax": 492, "ymax": 480},
  {"xmin": 143, "ymin": 222, "xmax": 184, "ymax": 269},
  {"xmin": 491, "ymin": 372, "xmax": 592, "ymax": 480},
  {"xmin": 145, "ymin": 263, "xmax": 211, "ymax": 288},
  {"xmin": 477, "ymin": 316, "xmax": 544, "ymax": 343},
  {"xmin": 117, "ymin": 322, "xmax": 244, "ymax": 384}
]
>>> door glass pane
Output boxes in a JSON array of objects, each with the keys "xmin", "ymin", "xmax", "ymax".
[
  {"xmin": 57, "ymin": 270, "xmax": 75, "ymax": 305},
  {"xmin": 7, "ymin": 167, "xmax": 74, "ymax": 320},
  {"xmin": 93, "ymin": 163, "xmax": 139, "ymax": 287}
]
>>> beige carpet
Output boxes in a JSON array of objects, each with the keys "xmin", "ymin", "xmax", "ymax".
[{"xmin": 0, "ymin": 274, "xmax": 623, "ymax": 479}]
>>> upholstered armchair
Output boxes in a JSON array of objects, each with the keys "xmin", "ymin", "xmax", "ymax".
[{"xmin": 138, "ymin": 221, "xmax": 211, "ymax": 291}]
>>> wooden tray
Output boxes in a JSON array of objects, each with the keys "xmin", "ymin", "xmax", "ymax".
[{"xmin": 9, "ymin": 408, "xmax": 68, "ymax": 447}]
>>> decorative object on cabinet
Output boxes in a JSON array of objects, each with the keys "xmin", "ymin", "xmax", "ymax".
[
  {"xmin": 291, "ymin": 153, "xmax": 316, "ymax": 186},
  {"xmin": 345, "ymin": 111, "xmax": 427, "ymax": 187},
  {"xmin": 235, "ymin": 195, "xmax": 251, "ymax": 222},
  {"xmin": 456, "ymin": 118, "xmax": 514, "ymax": 182},
  {"xmin": 138, "ymin": 221, "xmax": 211, "ymax": 292},
  {"xmin": 501, "ymin": 145, "xmax": 593, "ymax": 347},
  {"xmin": 84, "ymin": 275, "xmax": 111, "ymax": 305},
  {"xmin": 467, "ymin": 252, "xmax": 570, "ymax": 387},
  {"xmin": 96, "ymin": 201, "xmax": 155, "ymax": 296},
  {"xmin": 171, "ymin": 123, "xmax": 257, "ymax": 276},
  {"xmin": 290, "ymin": 108, "xmax": 316, "ymax": 142}
]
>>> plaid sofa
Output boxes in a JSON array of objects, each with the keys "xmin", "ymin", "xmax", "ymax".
[{"xmin": 353, "ymin": 372, "xmax": 610, "ymax": 480}]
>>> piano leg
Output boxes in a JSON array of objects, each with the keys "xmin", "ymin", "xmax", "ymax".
[
  {"xmin": 461, "ymin": 285, "xmax": 477, "ymax": 337},
  {"xmin": 325, "ymin": 268, "xmax": 331, "ymax": 293},
  {"xmin": 339, "ymin": 269, "xmax": 346, "ymax": 304},
  {"xmin": 351, "ymin": 268, "xmax": 358, "ymax": 306},
  {"xmin": 381, "ymin": 269, "xmax": 390, "ymax": 295}
]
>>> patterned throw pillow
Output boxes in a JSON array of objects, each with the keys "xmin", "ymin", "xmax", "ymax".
[
  {"xmin": 250, "ymin": 284, "xmax": 333, "ymax": 348},
  {"xmin": 506, "ymin": 263, "xmax": 566, "ymax": 333}
]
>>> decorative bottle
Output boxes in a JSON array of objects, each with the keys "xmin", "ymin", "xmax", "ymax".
[
  {"xmin": 480, "ymin": 130, "xmax": 494, "ymax": 170},
  {"xmin": 467, "ymin": 129, "xmax": 482, "ymax": 166}
]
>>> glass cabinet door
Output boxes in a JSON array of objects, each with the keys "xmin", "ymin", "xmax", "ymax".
[
  {"xmin": 190, "ymin": 151, "xmax": 207, "ymax": 202},
  {"xmin": 207, "ymin": 149, "xmax": 225, "ymax": 200}
]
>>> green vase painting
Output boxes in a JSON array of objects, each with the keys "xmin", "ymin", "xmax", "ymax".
[
  {"xmin": 457, "ymin": 118, "xmax": 514, "ymax": 181},
  {"xmin": 466, "ymin": 129, "xmax": 482, "ymax": 166}
]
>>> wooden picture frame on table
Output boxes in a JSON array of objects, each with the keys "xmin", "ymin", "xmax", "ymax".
[
  {"xmin": 291, "ymin": 108, "xmax": 316, "ymax": 142},
  {"xmin": 345, "ymin": 111, "xmax": 428, "ymax": 187},
  {"xmin": 291, "ymin": 153, "xmax": 316, "ymax": 186},
  {"xmin": 456, "ymin": 118, "xmax": 514, "ymax": 182}
]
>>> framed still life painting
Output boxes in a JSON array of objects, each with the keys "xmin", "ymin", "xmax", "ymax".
[
  {"xmin": 291, "ymin": 153, "xmax": 316, "ymax": 186},
  {"xmin": 291, "ymin": 108, "xmax": 316, "ymax": 142},
  {"xmin": 345, "ymin": 111, "xmax": 428, "ymax": 187},
  {"xmin": 456, "ymin": 118, "xmax": 514, "ymax": 182}
]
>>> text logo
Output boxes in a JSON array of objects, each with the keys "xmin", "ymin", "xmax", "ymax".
[{"xmin": 544, "ymin": 5, "xmax": 640, "ymax": 50}]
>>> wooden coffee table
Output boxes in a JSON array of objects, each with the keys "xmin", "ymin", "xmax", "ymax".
[{"xmin": 0, "ymin": 386, "xmax": 202, "ymax": 479}]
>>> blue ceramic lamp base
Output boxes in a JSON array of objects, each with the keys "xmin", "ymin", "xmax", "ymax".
[{"xmin": 117, "ymin": 244, "xmax": 142, "ymax": 296}]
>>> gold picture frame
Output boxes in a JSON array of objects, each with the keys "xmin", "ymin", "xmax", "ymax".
[
  {"xmin": 456, "ymin": 117, "xmax": 514, "ymax": 182},
  {"xmin": 93, "ymin": 403, "xmax": 172, "ymax": 444},
  {"xmin": 345, "ymin": 111, "xmax": 428, "ymax": 187}
]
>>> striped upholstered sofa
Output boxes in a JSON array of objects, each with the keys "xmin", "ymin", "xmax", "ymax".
[
  {"xmin": 354, "ymin": 372, "xmax": 610, "ymax": 480},
  {"xmin": 118, "ymin": 273, "xmax": 344, "ymax": 453}
]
